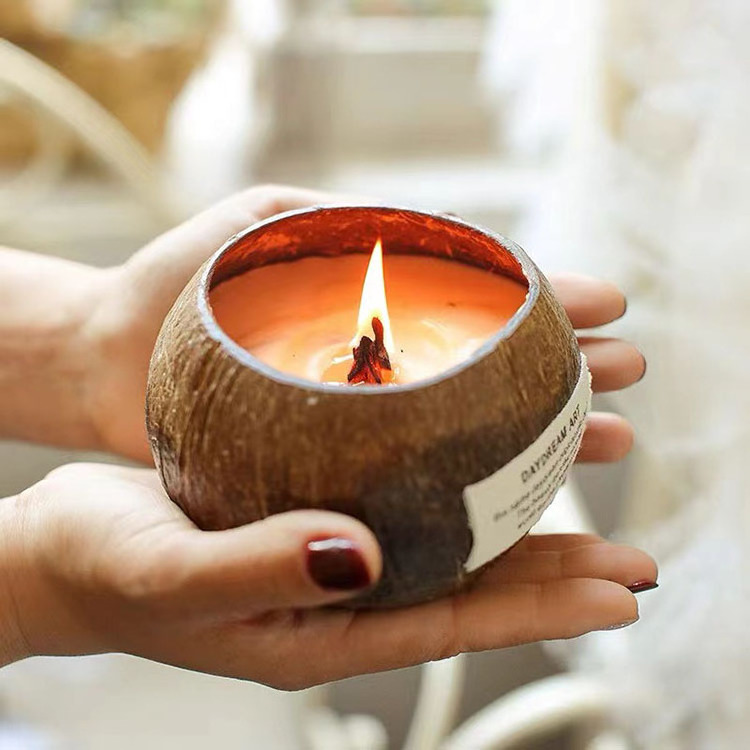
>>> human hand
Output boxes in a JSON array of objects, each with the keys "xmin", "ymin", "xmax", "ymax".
[
  {"xmin": 0, "ymin": 463, "xmax": 657, "ymax": 684},
  {"xmin": 85, "ymin": 186, "xmax": 347, "ymax": 461},
  {"xmin": 0, "ymin": 186, "xmax": 644, "ymax": 459},
  {"xmin": 83, "ymin": 186, "xmax": 645, "ymax": 463}
]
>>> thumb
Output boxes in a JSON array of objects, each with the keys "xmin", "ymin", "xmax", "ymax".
[{"xmin": 164, "ymin": 510, "xmax": 382, "ymax": 616}]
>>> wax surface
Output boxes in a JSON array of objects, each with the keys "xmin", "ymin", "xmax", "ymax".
[{"xmin": 210, "ymin": 254, "xmax": 528, "ymax": 384}]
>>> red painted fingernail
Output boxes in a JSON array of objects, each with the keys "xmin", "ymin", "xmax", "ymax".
[
  {"xmin": 306, "ymin": 538, "xmax": 372, "ymax": 591},
  {"xmin": 627, "ymin": 580, "xmax": 659, "ymax": 594}
]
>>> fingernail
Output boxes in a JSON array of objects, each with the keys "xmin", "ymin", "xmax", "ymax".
[
  {"xmin": 617, "ymin": 296, "xmax": 628, "ymax": 320},
  {"xmin": 627, "ymin": 580, "xmax": 659, "ymax": 594},
  {"xmin": 637, "ymin": 355, "xmax": 648, "ymax": 383},
  {"xmin": 602, "ymin": 617, "xmax": 639, "ymax": 631},
  {"xmin": 306, "ymin": 538, "xmax": 372, "ymax": 591}
]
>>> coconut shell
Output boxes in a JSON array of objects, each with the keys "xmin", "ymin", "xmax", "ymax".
[{"xmin": 146, "ymin": 206, "xmax": 581, "ymax": 607}]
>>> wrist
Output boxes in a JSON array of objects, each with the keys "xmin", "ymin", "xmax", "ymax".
[
  {"xmin": 82, "ymin": 264, "xmax": 159, "ymax": 462},
  {"xmin": 0, "ymin": 495, "xmax": 31, "ymax": 666},
  {"xmin": 0, "ymin": 248, "xmax": 110, "ymax": 452},
  {"xmin": 0, "ymin": 482, "xmax": 111, "ymax": 664}
]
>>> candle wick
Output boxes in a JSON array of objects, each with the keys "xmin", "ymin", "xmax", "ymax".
[{"xmin": 347, "ymin": 317, "xmax": 392, "ymax": 385}]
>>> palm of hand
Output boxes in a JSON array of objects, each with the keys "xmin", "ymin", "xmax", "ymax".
[{"xmin": 19, "ymin": 463, "xmax": 654, "ymax": 687}]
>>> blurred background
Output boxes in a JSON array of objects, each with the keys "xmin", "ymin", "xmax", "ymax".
[{"xmin": 1, "ymin": 0, "xmax": 745, "ymax": 748}]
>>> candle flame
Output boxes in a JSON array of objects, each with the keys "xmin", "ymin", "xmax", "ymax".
[{"xmin": 351, "ymin": 238, "xmax": 395, "ymax": 353}]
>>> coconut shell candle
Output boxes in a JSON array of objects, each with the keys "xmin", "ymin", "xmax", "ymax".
[{"xmin": 146, "ymin": 206, "xmax": 591, "ymax": 608}]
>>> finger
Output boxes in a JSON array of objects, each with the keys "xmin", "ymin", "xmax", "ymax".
[
  {"xmin": 580, "ymin": 337, "xmax": 646, "ymax": 392},
  {"xmin": 480, "ymin": 541, "xmax": 658, "ymax": 589},
  {"xmin": 513, "ymin": 533, "xmax": 606, "ymax": 553},
  {"xmin": 280, "ymin": 578, "xmax": 638, "ymax": 685},
  {"xmin": 145, "ymin": 510, "xmax": 382, "ymax": 617},
  {"xmin": 576, "ymin": 413, "xmax": 634, "ymax": 462},
  {"xmin": 225, "ymin": 184, "xmax": 369, "ymax": 223},
  {"xmin": 550, "ymin": 274, "xmax": 627, "ymax": 329}
]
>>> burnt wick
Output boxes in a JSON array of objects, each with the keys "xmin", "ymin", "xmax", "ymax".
[{"xmin": 347, "ymin": 317, "xmax": 392, "ymax": 385}]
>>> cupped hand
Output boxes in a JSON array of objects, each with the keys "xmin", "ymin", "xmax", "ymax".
[
  {"xmin": 86, "ymin": 185, "xmax": 344, "ymax": 461},
  {"xmin": 84, "ymin": 185, "xmax": 645, "ymax": 463},
  {"xmin": 2, "ymin": 464, "xmax": 657, "ymax": 685}
]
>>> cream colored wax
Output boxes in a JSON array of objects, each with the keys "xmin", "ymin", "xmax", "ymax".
[{"xmin": 210, "ymin": 254, "xmax": 528, "ymax": 385}]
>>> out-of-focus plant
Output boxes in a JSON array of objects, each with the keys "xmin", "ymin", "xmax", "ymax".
[
  {"xmin": 0, "ymin": 0, "xmax": 223, "ymax": 157},
  {"xmin": 31, "ymin": 0, "xmax": 218, "ymax": 41}
]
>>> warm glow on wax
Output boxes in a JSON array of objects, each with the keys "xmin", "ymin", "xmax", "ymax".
[
  {"xmin": 210, "ymin": 250, "xmax": 530, "ymax": 386},
  {"xmin": 351, "ymin": 239, "xmax": 395, "ymax": 354}
]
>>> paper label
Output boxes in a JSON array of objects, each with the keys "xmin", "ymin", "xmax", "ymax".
[{"xmin": 463, "ymin": 354, "xmax": 592, "ymax": 572}]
